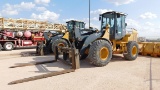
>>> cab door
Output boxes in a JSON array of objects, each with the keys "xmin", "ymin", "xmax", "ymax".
[{"xmin": 115, "ymin": 14, "xmax": 126, "ymax": 39}]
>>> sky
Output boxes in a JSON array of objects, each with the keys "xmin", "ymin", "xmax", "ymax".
[{"xmin": 0, "ymin": 0, "xmax": 160, "ymax": 38}]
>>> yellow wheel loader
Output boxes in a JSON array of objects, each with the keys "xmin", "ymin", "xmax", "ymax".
[{"xmin": 56, "ymin": 11, "xmax": 139, "ymax": 66}]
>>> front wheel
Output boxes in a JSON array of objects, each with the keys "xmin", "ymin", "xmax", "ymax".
[
  {"xmin": 3, "ymin": 42, "xmax": 14, "ymax": 51},
  {"xmin": 87, "ymin": 40, "xmax": 112, "ymax": 67},
  {"xmin": 52, "ymin": 39, "xmax": 68, "ymax": 53}
]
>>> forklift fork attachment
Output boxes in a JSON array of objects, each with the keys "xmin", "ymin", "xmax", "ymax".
[
  {"xmin": 55, "ymin": 46, "xmax": 80, "ymax": 69},
  {"xmin": 8, "ymin": 69, "xmax": 75, "ymax": 85},
  {"xmin": 9, "ymin": 60, "xmax": 57, "ymax": 68},
  {"xmin": 8, "ymin": 46, "xmax": 80, "ymax": 85}
]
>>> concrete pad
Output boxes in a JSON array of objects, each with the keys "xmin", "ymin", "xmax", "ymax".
[
  {"xmin": 0, "ymin": 53, "xmax": 159, "ymax": 90},
  {"xmin": 0, "ymin": 49, "xmax": 36, "ymax": 56}
]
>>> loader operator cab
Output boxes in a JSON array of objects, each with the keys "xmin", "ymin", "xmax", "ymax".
[
  {"xmin": 99, "ymin": 11, "xmax": 127, "ymax": 40},
  {"xmin": 67, "ymin": 20, "xmax": 85, "ymax": 32},
  {"xmin": 66, "ymin": 20, "xmax": 98, "ymax": 38},
  {"xmin": 66, "ymin": 20, "xmax": 85, "ymax": 39}
]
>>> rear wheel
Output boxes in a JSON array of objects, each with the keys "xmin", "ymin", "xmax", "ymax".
[
  {"xmin": 87, "ymin": 40, "xmax": 112, "ymax": 67},
  {"xmin": 123, "ymin": 41, "xmax": 139, "ymax": 60},
  {"xmin": 3, "ymin": 42, "xmax": 14, "ymax": 51}
]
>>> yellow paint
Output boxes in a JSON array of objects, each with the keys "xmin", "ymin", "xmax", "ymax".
[
  {"xmin": 139, "ymin": 42, "xmax": 160, "ymax": 57},
  {"xmin": 132, "ymin": 46, "xmax": 137, "ymax": 56},
  {"xmin": 122, "ymin": 29, "xmax": 138, "ymax": 42},
  {"xmin": 100, "ymin": 47, "xmax": 109, "ymax": 60},
  {"xmin": 102, "ymin": 24, "xmax": 110, "ymax": 39},
  {"xmin": 62, "ymin": 32, "xmax": 69, "ymax": 40},
  {"xmin": 111, "ymin": 28, "xmax": 138, "ymax": 54}
]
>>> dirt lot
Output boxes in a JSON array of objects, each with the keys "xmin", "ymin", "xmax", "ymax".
[{"xmin": 0, "ymin": 49, "xmax": 160, "ymax": 90}]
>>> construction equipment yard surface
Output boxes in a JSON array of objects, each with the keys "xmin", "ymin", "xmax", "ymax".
[{"xmin": 0, "ymin": 49, "xmax": 159, "ymax": 90}]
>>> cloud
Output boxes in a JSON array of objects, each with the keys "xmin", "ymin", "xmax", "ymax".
[
  {"xmin": 91, "ymin": 9, "xmax": 112, "ymax": 15},
  {"xmin": 31, "ymin": 10, "xmax": 60, "ymax": 22},
  {"xmin": 106, "ymin": 0, "xmax": 135, "ymax": 5},
  {"xmin": 126, "ymin": 18, "xmax": 160, "ymax": 38},
  {"xmin": 145, "ymin": 22, "xmax": 154, "ymax": 26},
  {"xmin": 0, "ymin": 2, "xmax": 35, "ymax": 16},
  {"xmin": 140, "ymin": 12, "xmax": 157, "ymax": 19},
  {"xmin": 62, "ymin": 18, "xmax": 100, "ymax": 29},
  {"xmin": 16, "ymin": 2, "xmax": 35, "ymax": 9},
  {"xmin": 1, "ymin": 9, "xmax": 18, "ymax": 16},
  {"xmin": 35, "ymin": 0, "xmax": 50, "ymax": 5},
  {"xmin": 5, "ymin": 2, "xmax": 35, "ymax": 10},
  {"xmin": 63, "ymin": 18, "xmax": 76, "ymax": 22},
  {"xmin": 62, "ymin": 8, "xmax": 112, "ymax": 27},
  {"xmin": 36, "ymin": 7, "xmax": 47, "ymax": 11},
  {"xmin": 92, "ymin": 17, "xmax": 99, "ymax": 21},
  {"xmin": 126, "ymin": 19, "xmax": 141, "ymax": 30}
]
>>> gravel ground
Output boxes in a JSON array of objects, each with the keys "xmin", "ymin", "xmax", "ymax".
[{"xmin": 0, "ymin": 49, "xmax": 159, "ymax": 90}]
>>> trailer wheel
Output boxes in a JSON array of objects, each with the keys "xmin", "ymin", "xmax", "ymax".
[
  {"xmin": 123, "ymin": 41, "xmax": 139, "ymax": 60},
  {"xmin": 52, "ymin": 39, "xmax": 68, "ymax": 53},
  {"xmin": 88, "ymin": 40, "xmax": 112, "ymax": 67},
  {"xmin": 3, "ymin": 42, "xmax": 14, "ymax": 51}
]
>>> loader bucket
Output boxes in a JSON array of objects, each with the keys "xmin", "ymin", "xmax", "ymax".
[
  {"xmin": 139, "ymin": 42, "xmax": 160, "ymax": 57},
  {"xmin": 152, "ymin": 43, "xmax": 160, "ymax": 57}
]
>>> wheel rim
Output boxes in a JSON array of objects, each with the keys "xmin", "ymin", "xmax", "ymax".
[
  {"xmin": 132, "ymin": 46, "xmax": 137, "ymax": 56},
  {"xmin": 100, "ymin": 47, "xmax": 109, "ymax": 60},
  {"xmin": 58, "ymin": 43, "xmax": 65, "ymax": 47},
  {"xmin": 57, "ymin": 43, "xmax": 65, "ymax": 52},
  {"xmin": 6, "ymin": 44, "xmax": 12, "ymax": 50}
]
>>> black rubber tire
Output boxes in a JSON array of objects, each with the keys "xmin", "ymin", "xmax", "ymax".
[
  {"xmin": 37, "ymin": 42, "xmax": 45, "ymax": 56},
  {"xmin": 81, "ymin": 54, "xmax": 88, "ymax": 60},
  {"xmin": 40, "ymin": 48, "xmax": 44, "ymax": 56},
  {"xmin": 52, "ymin": 39, "xmax": 68, "ymax": 53},
  {"xmin": 63, "ymin": 52, "xmax": 69, "ymax": 60},
  {"xmin": 36, "ymin": 46, "xmax": 38, "ymax": 54},
  {"xmin": 123, "ymin": 41, "xmax": 139, "ymax": 60},
  {"xmin": 38, "ymin": 46, "xmax": 44, "ymax": 56},
  {"xmin": 0, "ymin": 44, "xmax": 2, "ymax": 51},
  {"xmin": 87, "ymin": 40, "xmax": 112, "ymax": 67},
  {"xmin": 36, "ymin": 42, "xmax": 40, "ymax": 54},
  {"xmin": 3, "ymin": 42, "xmax": 14, "ymax": 51}
]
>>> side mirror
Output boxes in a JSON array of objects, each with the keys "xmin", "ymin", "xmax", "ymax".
[
  {"xmin": 99, "ymin": 16, "xmax": 101, "ymax": 21},
  {"xmin": 102, "ymin": 27, "xmax": 106, "ymax": 29},
  {"xmin": 125, "ymin": 23, "xmax": 127, "ymax": 27}
]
